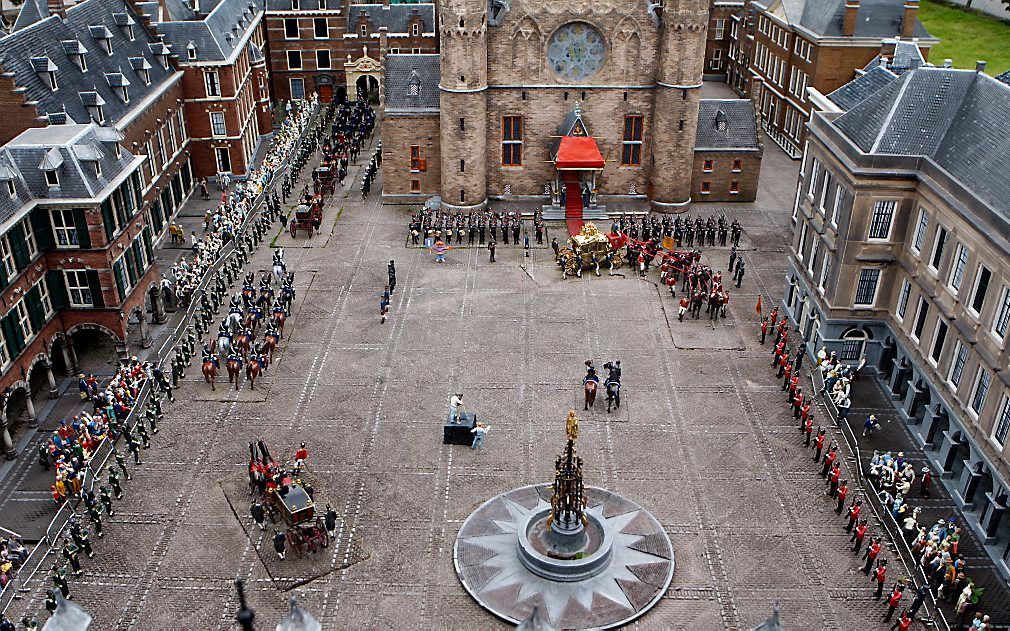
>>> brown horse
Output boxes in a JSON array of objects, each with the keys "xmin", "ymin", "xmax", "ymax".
[
  {"xmin": 584, "ymin": 379, "xmax": 597, "ymax": 411},
  {"xmin": 227, "ymin": 358, "xmax": 243, "ymax": 389},
  {"xmin": 246, "ymin": 359, "xmax": 262, "ymax": 390},
  {"xmin": 261, "ymin": 333, "xmax": 279, "ymax": 364},
  {"xmin": 233, "ymin": 332, "xmax": 251, "ymax": 358},
  {"xmin": 202, "ymin": 360, "xmax": 218, "ymax": 391},
  {"xmin": 272, "ymin": 310, "xmax": 286, "ymax": 338}
]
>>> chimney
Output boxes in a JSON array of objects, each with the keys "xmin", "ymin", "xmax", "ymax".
[
  {"xmin": 382, "ymin": 0, "xmax": 390, "ymax": 8},
  {"xmin": 901, "ymin": 0, "xmax": 919, "ymax": 38},
  {"xmin": 976, "ymin": 60, "xmax": 987, "ymax": 73},
  {"xmin": 47, "ymin": 0, "xmax": 66, "ymax": 19},
  {"xmin": 943, "ymin": 58, "xmax": 952, "ymax": 68},
  {"xmin": 842, "ymin": 0, "xmax": 860, "ymax": 37}
]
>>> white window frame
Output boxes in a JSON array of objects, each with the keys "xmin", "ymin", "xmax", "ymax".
[
  {"xmin": 853, "ymin": 268, "xmax": 880, "ymax": 307},
  {"xmin": 911, "ymin": 297, "xmax": 929, "ymax": 342},
  {"xmin": 807, "ymin": 160, "xmax": 820, "ymax": 196},
  {"xmin": 65, "ymin": 268, "xmax": 92, "ymax": 304},
  {"xmin": 289, "ymin": 77, "xmax": 305, "ymax": 100},
  {"xmin": 45, "ymin": 169, "xmax": 59, "ymax": 188},
  {"xmin": 817, "ymin": 254, "xmax": 831, "ymax": 293},
  {"xmin": 991, "ymin": 284, "xmax": 1010, "ymax": 342},
  {"xmin": 947, "ymin": 242, "xmax": 969, "ymax": 292},
  {"xmin": 287, "ymin": 50, "xmax": 302, "ymax": 70},
  {"xmin": 22, "ymin": 218, "xmax": 37, "ymax": 260},
  {"xmin": 948, "ymin": 341, "xmax": 968, "ymax": 388},
  {"xmin": 316, "ymin": 49, "xmax": 331, "ymax": 70},
  {"xmin": 13, "ymin": 300, "xmax": 31, "ymax": 340},
  {"xmin": 715, "ymin": 18, "xmax": 725, "ymax": 39},
  {"xmin": 867, "ymin": 199, "xmax": 897, "ymax": 240},
  {"xmin": 928, "ymin": 225, "xmax": 948, "ymax": 273},
  {"xmin": 796, "ymin": 223, "xmax": 808, "ymax": 262},
  {"xmin": 313, "ymin": 17, "xmax": 328, "ymax": 39},
  {"xmin": 51, "ymin": 208, "xmax": 79, "ymax": 248},
  {"xmin": 970, "ymin": 366, "xmax": 991, "ymax": 417},
  {"xmin": 284, "ymin": 18, "xmax": 298, "ymax": 39},
  {"xmin": 929, "ymin": 319, "xmax": 948, "ymax": 366},
  {"xmin": 204, "ymin": 70, "xmax": 221, "ymax": 97},
  {"xmin": 0, "ymin": 236, "xmax": 15, "ymax": 281},
  {"xmin": 215, "ymin": 147, "xmax": 231, "ymax": 173},
  {"xmin": 37, "ymin": 279, "xmax": 53, "ymax": 318},
  {"xmin": 807, "ymin": 236, "xmax": 818, "ymax": 275},
  {"xmin": 5, "ymin": 180, "xmax": 15, "ymax": 198},
  {"xmin": 993, "ymin": 395, "xmax": 1010, "ymax": 448},
  {"xmin": 968, "ymin": 264, "xmax": 992, "ymax": 317},
  {"xmin": 911, "ymin": 207, "xmax": 928, "ymax": 253},
  {"xmin": 210, "ymin": 111, "xmax": 226, "ymax": 137},
  {"xmin": 896, "ymin": 278, "xmax": 911, "ymax": 320}
]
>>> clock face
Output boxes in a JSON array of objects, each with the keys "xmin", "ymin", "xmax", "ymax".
[{"xmin": 547, "ymin": 22, "xmax": 605, "ymax": 81}]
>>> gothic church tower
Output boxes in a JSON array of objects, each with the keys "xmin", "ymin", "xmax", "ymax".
[
  {"xmin": 650, "ymin": 0, "xmax": 709, "ymax": 209},
  {"xmin": 439, "ymin": 0, "xmax": 488, "ymax": 210}
]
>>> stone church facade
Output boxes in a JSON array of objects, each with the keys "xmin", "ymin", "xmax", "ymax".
[{"xmin": 382, "ymin": 0, "xmax": 762, "ymax": 211}]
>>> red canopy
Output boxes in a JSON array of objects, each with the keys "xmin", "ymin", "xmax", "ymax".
[{"xmin": 555, "ymin": 136, "xmax": 605, "ymax": 169}]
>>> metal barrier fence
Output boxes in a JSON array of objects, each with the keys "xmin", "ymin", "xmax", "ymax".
[
  {"xmin": 0, "ymin": 102, "xmax": 322, "ymax": 615},
  {"xmin": 811, "ymin": 369, "xmax": 950, "ymax": 631}
]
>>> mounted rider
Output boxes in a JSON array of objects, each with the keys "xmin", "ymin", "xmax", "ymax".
[
  {"xmin": 202, "ymin": 344, "xmax": 219, "ymax": 368},
  {"xmin": 604, "ymin": 360, "xmax": 621, "ymax": 385},
  {"xmin": 582, "ymin": 360, "xmax": 599, "ymax": 386}
]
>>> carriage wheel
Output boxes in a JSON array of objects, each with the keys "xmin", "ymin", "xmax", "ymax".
[
  {"xmin": 612, "ymin": 253, "xmax": 623, "ymax": 269},
  {"xmin": 289, "ymin": 223, "xmax": 296, "ymax": 238},
  {"xmin": 565, "ymin": 259, "xmax": 577, "ymax": 276}
]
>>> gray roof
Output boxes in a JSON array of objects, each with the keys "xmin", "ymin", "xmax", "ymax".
[
  {"xmin": 12, "ymin": 0, "xmax": 49, "ymax": 32},
  {"xmin": 0, "ymin": 123, "xmax": 140, "ymax": 224},
  {"xmin": 997, "ymin": 70, "xmax": 1010, "ymax": 87},
  {"xmin": 143, "ymin": 0, "xmax": 262, "ymax": 63},
  {"xmin": 0, "ymin": 0, "xmax": 177, "ymax": 126},
  {"xmin": 348, "ymin": 3, "xmax": 434, "ymax": 34},
  {"xmin": 863, "ymin": 40, "xmax": 926, "ymax": 74},
  {"xmin": 833, "ymin": 67, "xmax": 1010, "ymax": 217},
  {"xmin": 383, "ymin": 53, "xmax": 439, "ymax": 111},
  {"xmin": 694, "ymin": 99, "xmax": 760, "ymax": 150},
  {"xmin": 828, "ymin": 64, "xmax": 898, "ymax": 110},
  {"xmin": 768, "ymin": 0, "xmax": 933, "ymax": 39}
]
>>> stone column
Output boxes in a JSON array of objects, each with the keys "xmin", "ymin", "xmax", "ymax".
[
  {"xmin": 149, "ymin": 284, "xmax": 167, "ymax": 324},
  {"xmin": 902, "ymin": 382, "xmax": 927, "ymax": 424},
  {"xmin": 938, "ymin": 431, "xmax": 963, "ymax": 478},
  {"xmin": 980, "ymin": 491, "xmax": 1006, "ymax": 542},
  {"xmin": 922, "ymin": 406, "xmax": 942, "ymax": 449},
  {"xmin": 136, "ymin": 307, "xmax": 153, "ymax": 349},
  {"xmin": 956, "ymin": 462, "xmax": 984, "ymax": 510},
  {"xmin": 115, "ymin": 341, "xmax": 129, "ymax": 362},
  {"xmin": 25, "ymin": 394, "xmax": 37, "ymax": 429},
  {"xmin": 887, "ymin": 359, "xmax": 910, "ymax": 400},
  {"xmin": 878, "ymin": 340, "xmax": 896, "ymax": 380},
  {"xmin": 45, "ymin": 359, "xmax": 58, "ymax": 399},
  {"xmin": 1, "ymin": 411, "xmax": 15, "ymax": 460},
  {"xmin": 65, "ymin": 339, "xmax": 79, "ymax": 375}
]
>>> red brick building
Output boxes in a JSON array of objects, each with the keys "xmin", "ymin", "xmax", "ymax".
[
  {"xmin": 264, "ymin": 0, "xmax": 435, "ymax": 103},
  {"xmin": 704, "ymin": 0, "xmax": 740, "ymax": 81},
  {"xmin": 138, "ymin": 0, "xmax": 274, "ymax": 178},
  {"xmin": 0, "ymin": 124, "xmax": 153, "ymax": 458}
]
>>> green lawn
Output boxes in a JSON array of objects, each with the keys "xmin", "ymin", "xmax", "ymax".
[{"xmin": 919, "ymin": 0, "xmax": 1010, "ymax": 75}]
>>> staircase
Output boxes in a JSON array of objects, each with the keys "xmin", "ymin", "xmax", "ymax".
[{"xmin": 562, "ymin": 172, "xmax": 582, "ymax": 219}]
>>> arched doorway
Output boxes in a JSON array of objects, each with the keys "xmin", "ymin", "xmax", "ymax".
[
  {"xmin": 68, "ymin": 325, "xmax": 122, "ymax": 373},
  {"xmin": 840, "ymin": 327, "xmax": 869, "ymax": 361},
  {"xmin": 336, "ymin": 85, "xmax": 347, "ymax": 103},
  {"xmin": 356, "ymin": 75, "xmax": 379, "ymax": 103}
]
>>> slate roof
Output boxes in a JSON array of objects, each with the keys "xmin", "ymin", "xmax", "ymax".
[
  {"xmin": 383, "ymin": 53, "xmax": 439, "ymax": 111},
  {"xmin": 694, "ymin": 100, "xmax": 760, "ymax": 150},
  {"xmin": 863, "ymin": 40, "xmax": 926, "ymax": 75},
  {"xmin": 996, "ymin": 70, "xmax": 1010, "ymax": 87},
  {"xmin": 144, "ymin": 0, "xmax": 263, "ymax": 62},
  {"xmin": 827, "ymin": 64, "xmax": 898, "ymax": 110},
  {"xmin": 0, "ymin": 123, "xmax": 140, "ymax": 224},
  {"xmin": 833, "ymin": 67, "xmax": 1010, "ymax": 217},
  {"xmin": 766, "ymin": 0, "xmax": 933, "ymax": 39},
  {"xmin": 348, "ymin": 3, "xmax": 435, "ymax": 34},
  {"xmin": 0, "ymin": 0, "xmax": 177, "ymax": 126}
]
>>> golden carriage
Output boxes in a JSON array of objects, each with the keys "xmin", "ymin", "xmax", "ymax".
[{"xmin": 556, "ymin": 223, "xmax": 623, "ymax": 276}]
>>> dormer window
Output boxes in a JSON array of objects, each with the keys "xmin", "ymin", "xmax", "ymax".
[
  {"xmin": 715, "ymin": 110, "xmax": 728, "ymax": 132},
  {"xmin": 360, "ymin": 24, "xmax": 367, "ymax": 37},
  {"xmin": 119, "ymin": 86, "xmax": 129, "ymax": 102},
  {"xmin": 412, "ymin": 23, "xmax": 419, "ymax": 36},
  {"xmin": 91, "ymin": 26, "xmax": 114, "ymax": 55},
  {"xmin": 5, "ymin": 180, "xmax": 15, "ymax": 198},
  {"xmin": 130, "ymin": 57, "xmax": 152, "ymax": 84},
  {"xmin": 95, "ymin": 161, "xmax": 102, "ymax": 177},
  {"xmin": 290, "ymin": 0, "xmax": 299, "ymax": 9},
  {"xmin": 62, "ymin": 41, "xmax": 89, "ymax": 71},
  {"xmin": 94, "ymin": 105, "xmax": 105, "ymax": 123},
  {"xmin": 187, "ymin": 42, "xmax": 197, "ymax": 60},
  {"xmin": 106, "ymin": 73, "xmax": 131, "ymax": 102},
  {"xmin": 114, "ymin": 13, "xmax": 136, "ymax": 40},
  {"xmin": 318, "ymin": 0, "xmax": 326, "ymax": 8},
  {"xmin": 407, "ymin": 70, "xmax": 421, "ymax": 96},
  {"xmin": 45, "ymin": 170, "xmax": 59, "ymax": 187},
  {"xmin": 0, "ymin": 167, "xmax": 16, "ymax": 198},
  {"xmin": 150, "ymin": 43, "xmax": 171, "ymax": 69},
  {"xmin": 31, "ymin": 57, "xmax": 59, "ymax": 91}
]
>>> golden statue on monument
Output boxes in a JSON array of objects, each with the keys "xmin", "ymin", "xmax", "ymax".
[{"xmin": 565, "ymin": 410, "xmax": 579, "ymax": 441}]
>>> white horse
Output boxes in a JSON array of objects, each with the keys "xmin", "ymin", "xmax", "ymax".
[
  {"xmin": 217, "ymin": 333, "xmax": 232, "ymax": 358},
  {"xmin": 226, "ymin": 310, "xmax": 244, "ymax": 334},
  {"xmin": 272, "ymin": 248, "xmax": 286, "ymax": 286}
]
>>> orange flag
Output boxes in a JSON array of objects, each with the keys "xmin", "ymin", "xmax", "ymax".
[{"xmin": 755, "ymin": 295, "xmax": 763, "ymax": 316}]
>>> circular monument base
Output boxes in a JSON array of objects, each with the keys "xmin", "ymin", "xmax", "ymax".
[{"xmin": 454, "ymin": 484, "xmax": 674, "ymax": 630}]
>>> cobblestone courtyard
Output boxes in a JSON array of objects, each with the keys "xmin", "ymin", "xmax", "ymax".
[{"xmin": 4, "ymin": 143, "xmax": 918, "ymax": 630}]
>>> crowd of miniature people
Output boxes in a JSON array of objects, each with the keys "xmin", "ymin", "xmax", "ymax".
[
  {"xmin": 161, "ymin": 96, "xmax": 319, "ymax": 310},
  {"xmin": 765, "ymin": 311, "xmax": 996, "ymax": 629},
  {"xmin": 612, "ymin": 213, "xmax": 742, "ymax": 248},
  {"xmin": 408, "ymin": 209, "xmax": 547, "ymax": 248},
  {"xmin": 0, "ymin": 534, "xmax": 28, "ymax": 590}
]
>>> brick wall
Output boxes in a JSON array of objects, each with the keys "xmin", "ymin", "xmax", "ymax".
[
  {"xmin": 704, "ymin": 3, "xmax": 736, "ymax": 80},
  {"xmin": 381, "ymin": 113, "xmax": 441, "ymax": 201},
  {"xmin": 691, "ymin": 151, "xmax": 761, "ymax": 201},
  {"xmin": 0, "ymin": 72, "xmax": 44, "ymax": 146}
]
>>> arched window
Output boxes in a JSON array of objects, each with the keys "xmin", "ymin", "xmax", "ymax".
[{"xmin": 840, "ymin": 328, "xmax": 868, "ymax": 361}]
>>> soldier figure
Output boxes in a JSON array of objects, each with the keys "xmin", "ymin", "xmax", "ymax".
[
  {"xmin": 109, "ymin": 469, "xmax": 123, "ymax": 499},
  {"xmin": 88, "ymin": 505, "xmax": 104, "ymax": 538},
  {"xmin": 845, "ymin": 498, "xmax": 863, "ymax": 532},
  {"xmin": 812, "ymin": 428, "xmax": 826, "ymax": 462},
  {"xmin": 251, "ymin": 501, "xmax": 266, "ymax": 531},
  {"xmin": 99, "ymin": 486, "xmax": 115, "ymax": 517},
  {"xmin": 137, "ymin": 420, "xmax": 150, "ymax": 449},
  {"xmin": 851, "ymin": 518, "xmax": 868, "ymax": 553},
  {"xmin": 51, "ymin": 569, "xmax": 70, "ymax": 599},
  {"xmin": 324, "ymin": 504, "xmax": 338, "ymax": 539},
  {"xmin": 115, "ymin": 449, "xmax": 130, "ymax": 480},
  {"xmin": 61, "ymin": 538, "xmax": 82, "ymax": 576},
  {"xmin": 273, "ymin": 530, "xmax": 286, "ymax": 560},
  {"xmin": 836, "ymin": 480, "xmax": 849, "ymax": 513}
]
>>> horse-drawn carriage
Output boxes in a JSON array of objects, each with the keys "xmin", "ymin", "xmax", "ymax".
[
  {"xmin": 312, "ymin": 166, "xmax": 336, "ymax": 197},
  {"xmin": 249, "ymin": 441, "xmax": 329, "ymax": 558},
  {"xmin": 289, "ymin": 197, "xmax": 323, "ymax": 238},
  {"xmin": 557, "ymin": 222, "xmax": 624, "ymax": 276}
]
